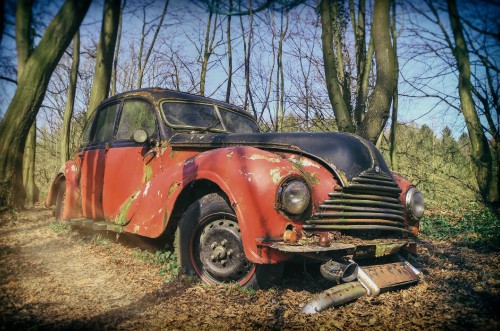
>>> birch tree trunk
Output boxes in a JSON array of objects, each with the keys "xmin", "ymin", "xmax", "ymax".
[
  {"xmin": 61, "ymin": 31, "xmax": 80, "ymax": 164},
  {"xmin": 0, "ymin": 0, "xmax": 91, "ymax": 208},
  {"xmin": 87, "ymin": 0, "xmax": 120, "ymax": 119}
]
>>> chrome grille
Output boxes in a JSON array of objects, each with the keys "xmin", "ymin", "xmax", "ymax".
[{"xmin": 304, "ymin": 170, "xmax": 407, "ymax": 232}]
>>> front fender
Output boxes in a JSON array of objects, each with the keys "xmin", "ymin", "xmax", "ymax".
[{"xmin": 124, "ymin": 146, "xmax": 307, "ymax": 263}]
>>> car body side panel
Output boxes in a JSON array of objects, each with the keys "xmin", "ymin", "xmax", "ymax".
[
  {"xmin": 122, "ymin": 145, "xmax": 338, "ymax": 264},
  {"xmin": 102, "ymin": 144, "xmax": 163, "ymax": 223},
  {"xmin": 80, "ymin": 149, "xmax": 106, "ymax": 219}
]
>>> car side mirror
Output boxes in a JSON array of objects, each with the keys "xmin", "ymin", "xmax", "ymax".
[{"xmin": 132, "ymin": 129, "xmax": 148, "ymax": 144}]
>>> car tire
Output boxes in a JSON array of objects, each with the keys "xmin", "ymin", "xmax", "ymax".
[
  {"xmin": 175, "ymin": 193, "xmax": 283, "ymax": 289},
  {"xmin": 55, "ymin": 180, "xmax": 66, "ymax": 221}
]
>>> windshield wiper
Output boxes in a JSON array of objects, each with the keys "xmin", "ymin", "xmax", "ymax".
[{"xmin": 198, "ymin": 119, "xmax": 222, "ymax": 134}]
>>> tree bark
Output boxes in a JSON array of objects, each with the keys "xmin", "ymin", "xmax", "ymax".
[
  {"xmin": 111, "ymin": 0, "xmax": 126, "ymax": 96},
  {"xmin": 319, "ymin": 0, "xmax": 354, "ymax": 133},
  {"xmin": 447, "ymin": 0, "xmax": 497, "ymax": 204},
  {"xmin": 357, "ymin": 0, "xmax": 396, "ymax": 143},
  {"xmin": 61, "ymin": 31, "xmax": 80, "ymax": 164},
  {"xmin": 389, "ymin": 0, "xmax": 398, "ymax": 170},
  {"xmin": 0, "ymin": 0, "xmax": 91, "ymax": 208},
  {"xmin": 16, "ymin": 0, "xmax": 38, "ymax": 206},
  {"xmin": 87, "ymin": 0, "xmax": 120, "ymax": 119}
]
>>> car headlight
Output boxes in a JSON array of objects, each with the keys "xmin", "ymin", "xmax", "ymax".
[
  {"xmin": 406, "ymin": 187, "xmax": 425, "ymax": 221},
  {"xmin": 279, "ymin": 179, "xmax": 310, "ymax": 215}
]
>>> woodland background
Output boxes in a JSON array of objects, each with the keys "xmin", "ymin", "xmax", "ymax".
[{"xmin": 0, "ymin": 0, "xmax": 498, "ymax": 234}]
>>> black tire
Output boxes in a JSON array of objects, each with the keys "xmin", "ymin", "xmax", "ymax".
[
  {"xmin": 174, "ymin": 193, "xmax": 283, "ymax": 289},
  {"xmin": 55, "ymin": 180, "xmax": 66, "ymax": 221}
]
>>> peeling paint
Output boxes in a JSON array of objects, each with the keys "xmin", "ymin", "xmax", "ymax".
[
  {"xmin": 70, "ymin": 164, "xmax": 78, "ymax": 172},
  {"xmin": 115, "ymin": 197, "xmax": 134, "ymax": 225},
  {"xmin": 168, "ymin": 182, "xmax": 181, "ymax": 198},
  {"xmin": 143, "ymin": 182, "xmax": 152, "ymax": 197},
  {"xmin": 169, "ymin": 150, "xmax": 176, "ymax": 158},
  {"xmin": 227, "ymin": 151, "xmax": 234, "ymax": 158},
  {"xmin": 270, "ymin": 168, "xmax": 282, "ymax": 185},
  {"xmin": 245, "ymin": 154, "xmax": 280, "ymax": 163},
  {"xmin": 142, "ymin": 164, "xmax": 153, "ymax": 183},
  {"xmin": 134, "ymin": 225, "xmax": 140, "ymax": 233}
]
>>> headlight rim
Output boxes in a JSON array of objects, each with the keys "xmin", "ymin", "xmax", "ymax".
[
  {"xmin": 278, "ymin": 177, "xmax": 311, "ymax": 216},
  {"xmin": 406, "ymin": 187, "xmax": 425, "ymax": 221}
]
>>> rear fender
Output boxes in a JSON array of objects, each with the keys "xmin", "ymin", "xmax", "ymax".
[{"xmin": 46, "ymin": 161, "xmax": 82, "ymax": 220}]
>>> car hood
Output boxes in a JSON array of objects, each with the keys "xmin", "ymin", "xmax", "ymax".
[{"xmin": 169, "ymin": 132, "xmax": 392, "ymax": 186}]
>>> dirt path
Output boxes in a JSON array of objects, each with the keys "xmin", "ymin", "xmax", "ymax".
[{"xmin": 1, "ymin": 207, "xmax": 499, "ymax": 330}]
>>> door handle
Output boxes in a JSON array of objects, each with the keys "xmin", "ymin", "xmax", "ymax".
[{"xmin": 143, "ymin": 149, "xmax": 157, "ymax": 162}]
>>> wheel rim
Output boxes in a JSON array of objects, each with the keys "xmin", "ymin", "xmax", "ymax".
[{"xmin": 190, "ymin": 213, "xmax": 255, "ymax": 285}]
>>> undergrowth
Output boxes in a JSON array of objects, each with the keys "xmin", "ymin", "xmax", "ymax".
[
  {"xmin": 420, "ymin": 202, "xmax": 500, "ymax": 249},
  {"xmin": 48, "ymin": 221, "xmax": 71, "ymax": 234},
  {"xmin": 132, "ymin": 249, "xmax": 179, "ymax": 282}
]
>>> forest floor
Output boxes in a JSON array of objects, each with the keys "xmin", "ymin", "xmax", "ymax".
[{"xmin": 1, "ymin": 206, "xmax": 499, "ymax": 330}]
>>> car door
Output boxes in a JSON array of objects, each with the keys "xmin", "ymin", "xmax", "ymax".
[
  {"xmin": 102, "ymin": 98, "xmax": 162, "ymax": 220},
  {"xmin": 79, "ymin": 102, "xmax": 120, "ymax": 219}
]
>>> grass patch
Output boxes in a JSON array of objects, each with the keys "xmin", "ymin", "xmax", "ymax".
[
  {"xmin": 132, "ymin": 249, "xmax": 179, "ymax": 282},
  {"xmin": 48, "ymin": 221, "xmax": 71, "ymax": 234},
  {"xmin": 421, "ymin": 202, "xmax": 500, "ymax": 248},
  {"xmin": 91, "ymin": 234, "xmax": 112, "ymax": 246}
]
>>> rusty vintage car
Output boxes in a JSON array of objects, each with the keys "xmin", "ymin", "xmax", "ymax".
[{"xmin": 46, "ymin": 88, "xmax": 425, "ymax": 302}]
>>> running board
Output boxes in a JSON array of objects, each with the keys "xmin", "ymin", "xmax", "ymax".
[{"xmin": 67, "ymin": 218, "xmax": 124, "ymax": 233}]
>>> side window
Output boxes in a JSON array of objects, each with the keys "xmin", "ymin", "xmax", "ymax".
[
  {"xmin": 80, "ymin": 116, "xmax": 94, "ymax": 148},
  {"xmin": 91, "ymin": 103, "xmax": 120, "ymax": 144},
  {"xmin": 116, "ymin": 100, "xmax": 157, "ymax": 140}
]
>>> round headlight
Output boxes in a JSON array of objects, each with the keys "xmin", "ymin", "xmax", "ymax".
[
  {"xmin": 406, "ymin": 187, "xmax": 425, "ymax": 221},
  {"xmin": 280, "ymin": 179, "xmax": 310, "ymax": 215}
]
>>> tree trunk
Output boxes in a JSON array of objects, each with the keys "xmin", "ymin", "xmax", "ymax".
[
  {"xmin": 16, "ymin": 0, "xmax": 34, "ymax": 206},
  {"xmin": 200, "ymin": 1, "xmax": 217, "ymax": 96},
  {"xmin": 61, "ymin": 31, "xmax": 80, "ymax": 164},
  {"xmin": 447, "ymin": 0, "xmax": 497, "ymax": 204},
  {"xmin": 87, "ymin": 0, "xmax": 120, "ymax": 119},
  {"xmin": 389, "ymin": 0, "xmax": 398, "ymax": 170},
  {"xmin": 0, "ymin": 0, "xmax": 91, "ymax": 208},
  {"xmin": 111, "ymin": 0, "xmax": 126, "ymax": 96},
  {"xmin": 357, "ymin": 0, "xmax": 396, "ymax": 143},
  {"xmin": 22, "ymin": 121, "xmax": 36, "ymax": 206},
  {"xmin": 318, "ymin": 0, "xmax": 354, "ymax": 133},
  {"xmin": 225, "ymin": 0, "xmax": 233, "ymax": 103},
  {"xmin": 137, "ymin": 0, "xmax": 168, "ymax": 89}
]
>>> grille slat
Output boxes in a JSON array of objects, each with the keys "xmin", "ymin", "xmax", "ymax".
[{"xmin": 305, "ymin": 169, "xmax": 406, "ymax": 233}]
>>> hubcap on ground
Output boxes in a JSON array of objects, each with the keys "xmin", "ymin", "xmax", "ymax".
[{"xmin": 194, "ymin": 218, "xmax": 253, "ymax": 282}]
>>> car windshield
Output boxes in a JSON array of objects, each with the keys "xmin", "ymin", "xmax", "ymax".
[{"xmin": 161, "ymin": 101, "xmax": 259, "ymax": 133}]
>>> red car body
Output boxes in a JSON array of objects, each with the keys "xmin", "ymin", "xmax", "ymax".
[{"xmin": 46, "ymin": 88, "xmax": 424, "ymax": 287}]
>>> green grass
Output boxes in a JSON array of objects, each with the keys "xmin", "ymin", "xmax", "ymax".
[
  {"xmin": 420, "ymin": 202, "xmax": 500, "ymax": 248},
  {"xmin": 48, "ymin": 221, "xmax": 71, "ymax": 234},
  {"xmin": 132, "ymin": 249, "xmax": 179, "ymax": 282}
]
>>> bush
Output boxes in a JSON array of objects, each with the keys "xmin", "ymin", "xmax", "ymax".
[{"xmin": 420, "ymin": 202, "xmax": 500, "ymax": 248}]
